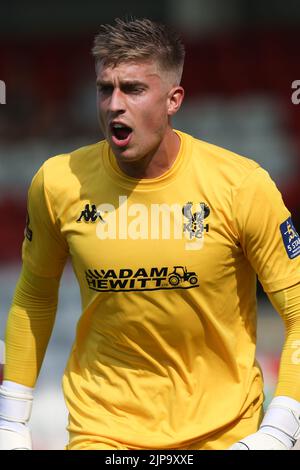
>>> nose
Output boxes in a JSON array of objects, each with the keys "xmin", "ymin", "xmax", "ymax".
[{"xmin": 109, "ymin": 88, "xmax": 126, "ymax": 114}]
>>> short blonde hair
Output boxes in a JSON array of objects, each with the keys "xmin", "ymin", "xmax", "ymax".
[{"xmin": 92, "ymin": 18, "xmax": 185, "ymax": 85}]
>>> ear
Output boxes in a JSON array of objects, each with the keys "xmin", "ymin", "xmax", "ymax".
[{"xmin": 167, "ymin": 86, "xmax": 185, "ymax": 116}]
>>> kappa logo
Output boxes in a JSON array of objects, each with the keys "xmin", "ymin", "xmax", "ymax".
[
  {"xmin": 182, "ymin": 202, "xmax": 210, "ymax": 239},
  {"xmin": 77, "ymin": 204, "xmax": 105, "ymax": 223},
  {"xmin": 85, "ymin": 265, "xmax": 199, "ymax": 292}
]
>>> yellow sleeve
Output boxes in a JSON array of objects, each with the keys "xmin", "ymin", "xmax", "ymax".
[
  {"xmin": 4, "ymin": 265, "xmax": 60, "ymax": 387},
  {"xmin": 4, "ymin": 163, "xmax": 69, "ymax": 387},
  {"xmin": 233, "ymin": 167, "xmax": 300, "ymax": 292},
  {"xmin": 22, "ymin": 164, "xmax": 69, "ymax": 278},
  {"xmin": 268, "ymin": 282, "xmax": 300, "ymax": 401}
]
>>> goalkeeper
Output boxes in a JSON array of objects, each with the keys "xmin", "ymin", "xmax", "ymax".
[{"xmin": 1, "ymin": 18, "xmax": 300, "ymax": 450}]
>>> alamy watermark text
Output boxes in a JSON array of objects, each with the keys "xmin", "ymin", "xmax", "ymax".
[
  {"xmin": 0, "ymin": 80, "xmax": 6, "ymax": 104},
  {"xmin": 291, "ymin": 80, "xmax": 300, "ymax": 105}
]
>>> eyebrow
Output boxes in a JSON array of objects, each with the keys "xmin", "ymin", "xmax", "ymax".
[{"xmin": 96, "ymin": 79, "xmax": 147, "ymax": 87}]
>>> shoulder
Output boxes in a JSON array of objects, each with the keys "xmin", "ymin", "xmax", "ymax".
[
  {"xmin": 37, "ymin": 140, "xmax": 107, "ymax": 193},
  {"xmin": 195, "ymin": 138, "xmax": 259, "ymax": 171},
  {"xmin": 43, "ymin": 140, "xmax": 106, "ymax": 177},
  {"xmin": 27, "ymin": 140, "xmax": 107, "ymax": 209},
  {"xmin": 179, "ymin": 131, "xmax": 261, "ymax": 184}
]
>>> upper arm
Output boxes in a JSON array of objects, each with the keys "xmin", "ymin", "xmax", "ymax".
[
  {"xmin": 233, "ymin": 167, "xmax": 300, "ymax": 292},
  {"xmin": 22, "ymin": 165, "xmax": 69, "ymax": 278}
]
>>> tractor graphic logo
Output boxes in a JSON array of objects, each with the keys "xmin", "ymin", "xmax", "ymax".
[{"xmin": 168, "ymin": 266, "xmax": 199, "ymax": 286}]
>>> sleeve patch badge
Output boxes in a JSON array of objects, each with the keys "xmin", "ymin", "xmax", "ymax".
[{"xmin": 280, "ymin": 217, "xmax": 300, "ymax": 259}]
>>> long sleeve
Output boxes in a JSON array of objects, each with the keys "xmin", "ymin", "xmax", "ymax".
[
  {"xmin": 4, "ymin": 265, "xmax": 60, "ymax": 387},
  {"xmin": 267, "ymin": 282, "xmax": 300, "ymax": 401},
  {"xmin": 4, "ymin": 162, "xmax": 69, "ymax": 387}
]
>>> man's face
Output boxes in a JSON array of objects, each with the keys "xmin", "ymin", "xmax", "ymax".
[{"xmin": 96, "ymin": 60, "xmax": 182, "ymax": 162}]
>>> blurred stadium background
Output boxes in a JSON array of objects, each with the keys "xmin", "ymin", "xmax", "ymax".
[{"xmin": 0, "ymin": 0, "xmax": 300, "ymax": 450}]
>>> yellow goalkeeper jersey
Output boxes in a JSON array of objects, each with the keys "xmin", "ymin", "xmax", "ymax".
[{"xmin": 22, "ymin": 130, "xmax": 300, "ymax": 449}]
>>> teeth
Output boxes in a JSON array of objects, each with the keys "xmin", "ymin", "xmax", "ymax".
[{"xmin": 113, "ymin": 123, "xmax": 125, "ymax": 128}]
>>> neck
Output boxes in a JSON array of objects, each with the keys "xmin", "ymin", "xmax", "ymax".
[{"xmin": 116, "ymin": 129, "xmax": 181, "ymax": 179}]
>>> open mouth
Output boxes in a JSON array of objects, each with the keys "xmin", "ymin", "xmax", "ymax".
[{"xmin": 110, "ymin": 123, "xmax": 133, "ymax": 147}]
